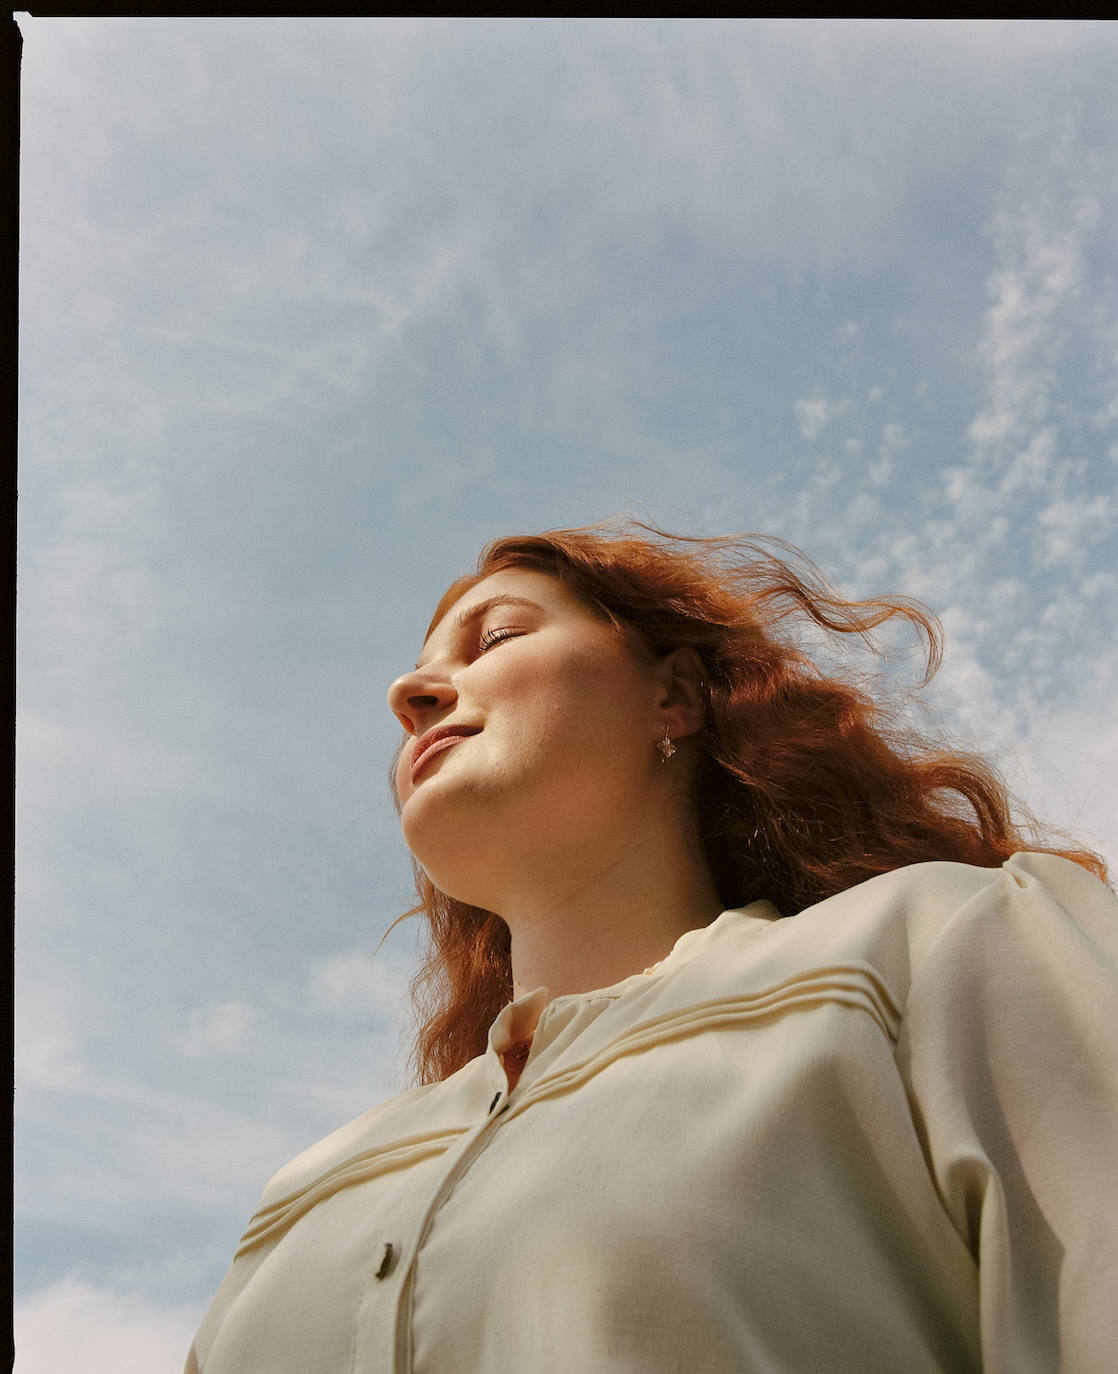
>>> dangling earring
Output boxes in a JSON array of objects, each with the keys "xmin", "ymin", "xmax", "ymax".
[{"xmin": 657, "ymin": 729, "xmax": 676, "ymax": 762}]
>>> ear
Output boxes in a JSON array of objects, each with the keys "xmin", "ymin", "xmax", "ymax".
[{"xmin": 653, "ymin": 647, "xmax": 707, "ymax": 741}]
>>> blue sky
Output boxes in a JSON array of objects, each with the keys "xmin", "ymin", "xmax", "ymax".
[{"xmin": 15, "ymin": 17, "xmax": 1118, "ymax": 1373}]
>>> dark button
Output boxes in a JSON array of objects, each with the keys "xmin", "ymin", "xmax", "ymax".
[
  {"xmin": 374, "ymin": 1242, "xmax": 394, "ymax": 1280},
  {"xmin": 488, "ymin": 1091, "xmax": 502, "ymax": 1114}
]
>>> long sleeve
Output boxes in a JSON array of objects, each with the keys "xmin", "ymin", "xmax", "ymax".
[{"xmin": 897, "ymin": 852, "xmax": 1118, "ymax": 1374}]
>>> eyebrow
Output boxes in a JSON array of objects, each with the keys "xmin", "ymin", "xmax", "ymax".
[{"xmin": 414, "ymin": 595, "xmax": 544, "ymax": 670}]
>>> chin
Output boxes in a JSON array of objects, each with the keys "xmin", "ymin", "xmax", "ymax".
[
  {"xmin": 400, "ymin": 797, "xmax": 497, "ymax": 899},
  {"xmin": 415, "ymin": 853, "xmax": 501, "ymax": 912}
]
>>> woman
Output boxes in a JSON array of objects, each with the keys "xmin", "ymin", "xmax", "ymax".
[{"xmin": 187, "ymin": 522, "xmax": 1118, "ymax": 1373}]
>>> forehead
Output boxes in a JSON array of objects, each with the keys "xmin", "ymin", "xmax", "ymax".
[
  {"xmin": 414, "ymin": 564, "xmax": 636, "ymax": 672},
  {"xmin": 427, "ymin": 568, "xmax": 579, "ymax": 643}
]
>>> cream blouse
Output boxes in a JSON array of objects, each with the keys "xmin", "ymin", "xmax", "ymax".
[{"xmin": 186, "ymin": 853, "xmax": 1118, "ymax": 1373}]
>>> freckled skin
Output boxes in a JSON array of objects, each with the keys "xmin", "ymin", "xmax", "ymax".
[{"xmin": 388, "ymin": 569, "xmax": 671, "ymax": 912}]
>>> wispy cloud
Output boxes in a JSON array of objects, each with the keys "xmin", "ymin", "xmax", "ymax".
[
  {"xmin": 178, "ymin": 1002, "xmax": 261, "ymax": 1058},
  {"xmin": 793, "ymin": 395, "xmax": 831, "ymax": 440},
  {"xmin": 308, "ymin": 944, "xmax": 412, "ymax": 1020},
  {"xmin": 966, "ymin": 196, "xmax": 1098, "ymax": 451},
  {"xmin": 1037, "ymin": 493, "xmax": 1113, "ymax": 567},
  {"xmin": 16, "ymin": 20, "xmax": 1117, "ymax": 1366},
  {"xmin": 14, "ymin": 1278, "xmax": 202, "ymax": 1374},
  {"xmin": 16, "ymin": 988, "xmax": 85, "ymax": 1092},
  {"xmin": 869, "ymin": 421, "xmax": 910, "ymax": 487}
]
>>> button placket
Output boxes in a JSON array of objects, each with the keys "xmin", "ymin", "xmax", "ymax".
[{"xmin": 389, "ymin": 1092, "xmax": 521, "ymax": 1371}]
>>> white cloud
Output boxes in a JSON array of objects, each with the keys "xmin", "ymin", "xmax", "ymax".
[
  {"xmin": 868, "ymin": 421, "xmax": 910, "ymax": 486},
  {"xmin": 28, "ymin": 474, "xmax": 162, "ymax": 662},
  {"xmin": 967, "ymin": 198, "xmax": 1097, "ymax": 450},
  {"xmin": 793, "ymin": 395, "xmax": 830, "ymax": 440},
  {"xmin": 1036, "ymin": 493, "xmax": 1113, "ymax": 566},
  {"xmin": 1092, "ymin": 393, "xmax": 1118, "ymax": 431},
  {"xmin": 942, "ymin": 463, "xmax": 978, "ymax": 510},
  {"xmin": 14, "ymin": 1278, "xmax": 202, "ymax": 1374},
  {"xmin": 1080, "ymin": 570, "xmax": 1118, "ymax": 599},
  {"xmin": 999, "ymin": 425, "xmax": 1057, "ymax": 496},
  {"xmin": 308, "ymin": 946, "xmax": 411, "ymax": 1019},
  {"xmin": 16, "ymin": 708, "xmax": 209, "ymax": 815},
  {"xmin": 16, "ymin": 989, "xmax": 85, "ymax": 1091},
  {"xmin": 1008, "ymin": 667, "xmax": 1118, "ymax": 874},
  {"xmin": 179, "ymin": 1001, "xmax": 260, "ymax": 1057}
]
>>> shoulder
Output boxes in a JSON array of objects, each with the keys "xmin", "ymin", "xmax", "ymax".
[
  {"xmin": 811, "ymin": 850, "xmax": 1108, "ymax": 939},
  {"xmin": 742, "ymin": 853, "xmax": 1116, "ymax": 1010},
  {"xmin": 899, "ymin": 852, "xmax": 1118, "ymax": 1008},
  {"xmin": 882, "ymin": 851, "xmax": 1117, "ymax": 968}
]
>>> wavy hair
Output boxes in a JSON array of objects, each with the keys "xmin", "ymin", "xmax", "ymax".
[{"xmin": 391, "ymin": 521, "xmax": 1106, "ymax": 1085}]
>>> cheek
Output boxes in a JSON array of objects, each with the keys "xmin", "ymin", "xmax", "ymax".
[
  {"xmin": 505, "ymin": 649, "xmax": 644, "ymax": 748},
  {"xmin": 394, "ymin": 748, "xmax": 414, "ymax": 805}
]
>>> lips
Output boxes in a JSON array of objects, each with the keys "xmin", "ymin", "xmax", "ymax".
[{"xmin": 410, "ymin": 724, "xmax": 482, "ymax": 782}]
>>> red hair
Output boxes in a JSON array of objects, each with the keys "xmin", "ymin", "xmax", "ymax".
[{"xmin": 394, "ymin": 520, "xmax": 1107, "ymax": 1085}]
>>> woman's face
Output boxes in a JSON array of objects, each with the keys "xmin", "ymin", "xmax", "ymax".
[{"xmin": 386, "ymin": 567, "xmax": 675, "ymax": 905}]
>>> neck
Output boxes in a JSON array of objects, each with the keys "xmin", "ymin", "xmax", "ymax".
[{"xmin": 501, "ymin": 821, "xmax": 724, "ymax": 1002}]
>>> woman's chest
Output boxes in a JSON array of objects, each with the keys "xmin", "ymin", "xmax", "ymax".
[{"xmin": 205, "ymin": 1003, "xmax": 978, "ymax": 1373}]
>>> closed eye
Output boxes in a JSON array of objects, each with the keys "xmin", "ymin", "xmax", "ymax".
[{"xmin": 477, "ymin": 626, "xmax": 523, "ymax": 653}]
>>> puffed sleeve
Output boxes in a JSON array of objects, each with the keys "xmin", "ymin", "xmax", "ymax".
[{"xmin": 896, "ymin": 852, "xmax": 1118, "ymax": 1374}]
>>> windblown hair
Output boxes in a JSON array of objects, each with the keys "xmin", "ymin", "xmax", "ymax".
[{"xmin": 394, "ymin": 520, "xmax": 1106, "ymax": 1085}]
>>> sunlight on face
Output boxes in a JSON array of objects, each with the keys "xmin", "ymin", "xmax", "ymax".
[{"xmin": 385, "ymin": 568, "xmax": 667, "ymax": 903}]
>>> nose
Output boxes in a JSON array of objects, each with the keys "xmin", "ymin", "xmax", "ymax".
[{"xmin": 387, "ymin": 665, "xmax": 458, "ymax": 735}]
